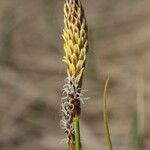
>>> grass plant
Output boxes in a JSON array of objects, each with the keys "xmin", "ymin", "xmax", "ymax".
[
  {"xmin": 103, "ymin": 77, "xmax": 113, "ymax": 150},
  {"xmin": 61, "ymin": 0, "xmax": 88, "ymax": 149},
  {"xmin": 60, "ymin": 1, "xmax": 144, "ymax": 150}
]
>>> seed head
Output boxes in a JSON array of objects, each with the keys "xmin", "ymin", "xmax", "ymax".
[
  {"xmin": 62, "ymin": 0, "xmax": 88, "ymax": 85},
  {"xmin": 61, "ymin": 0, "xmax": 88, "ymax": 146}
]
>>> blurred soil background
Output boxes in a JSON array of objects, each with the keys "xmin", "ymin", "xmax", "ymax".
[{"xmin": 0, "ymin": 0, "xmax": 150, "ymax": 150}]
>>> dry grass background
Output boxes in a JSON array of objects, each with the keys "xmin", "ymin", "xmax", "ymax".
[{"xmin": 0, "ymin": 0, "xmax": 150, "ymax": 150}]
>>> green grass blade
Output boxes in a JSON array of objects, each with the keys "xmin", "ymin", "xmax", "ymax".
[
  {"xmin": 73, "ymin": 116, "xmax": 81, "ymax": 150},
  {"xmin": 130, "ymin": 111, "xmax": 140, "ymax": 150},
  {"xmin": 103, "ymin": 77, "xmax": 113, "ymax": 150}
]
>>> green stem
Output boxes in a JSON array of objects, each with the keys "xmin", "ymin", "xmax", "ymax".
[
  {"xmin": 73, "ymin": 116, "xmax": 81, "ymax": 150},
  {"xmin": 103, "ymin": 77, "xmax": 113, "ymax": 150}
]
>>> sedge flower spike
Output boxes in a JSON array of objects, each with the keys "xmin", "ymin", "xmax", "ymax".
[
  {"xmin": 62, "ymin": 0, "xmax": 88, "ymax": 84},
  {"xmin": 61, "ymin": 0, "xmax": 88, "ymax": 147}
]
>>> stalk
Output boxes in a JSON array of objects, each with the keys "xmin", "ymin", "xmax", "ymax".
[
  {"xmin": 103, "ymin": 77, "xmax": 113, "ymax": 150},
  {"xmin": 73, "ymin": 116, "xmax": 81, "ymax": 150}
]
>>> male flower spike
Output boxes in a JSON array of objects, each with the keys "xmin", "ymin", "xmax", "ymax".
[
  {"xmin": 63, "ymin": 0, "xmax": 88, "ymax": 83},
  {"xmin": 61, "ymin": 0, "xmax": 88, "ymax": 147}
]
